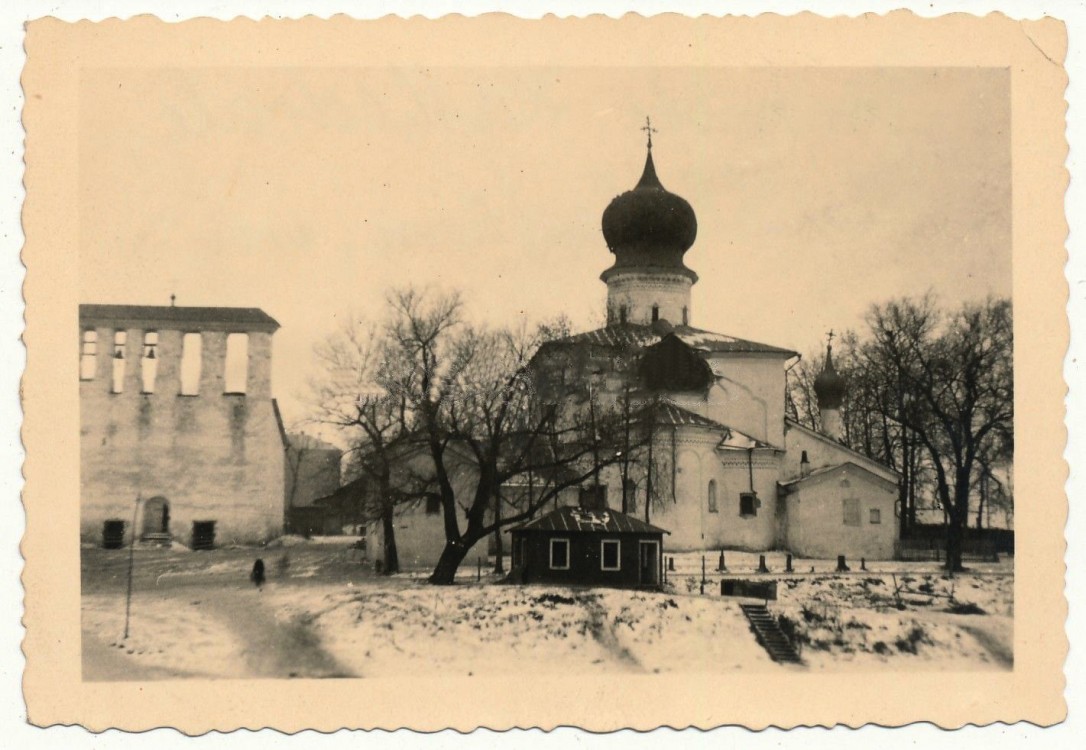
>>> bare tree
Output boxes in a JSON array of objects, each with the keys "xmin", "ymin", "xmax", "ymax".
[
  {"xmin": 865, "ymin": 295, "xmax": 1013, "ymax": 571},
  {"xmin": 377, "ymin": 289, "xmax": 647, "ymax": 584},
  {"xmin": 308, "ymin": 310, "xmax": 432, "ymax": 574}
]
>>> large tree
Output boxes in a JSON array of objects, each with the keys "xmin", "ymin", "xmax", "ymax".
[
  {"xmin": 865, "ymin": 295, "xmax": 1013, "ymax": 571},
  {"xmin": 378, "ymin": 288, "xmax": 644, "ymax": 584},
  {"xmin": 308, "ymin": 314, "xmax": 429, "ymax": 575}
]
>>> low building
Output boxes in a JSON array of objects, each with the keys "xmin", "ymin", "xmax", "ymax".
[
  {"xmin": 509, "ymin": 506, "xmax": 667, "ymax": 588},
  {"xmin": 284, "ymin": 433, "xmax": 343, "ymax": 535}
]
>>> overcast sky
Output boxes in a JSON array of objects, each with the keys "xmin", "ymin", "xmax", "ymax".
[{"xmin": 78, "ymin": 66, "xmax": 1010, "ymax": 426}]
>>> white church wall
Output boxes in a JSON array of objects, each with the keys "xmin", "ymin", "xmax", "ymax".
[
  {"xmin": 700, "ymin": 354, "xmax": 787, "ymax": 446},
  {"xmin": 784, "ymin": 469, "xmax": 899, "ymax": 560},
  {"xmin": 646, "ymin": 434, "xmax": 780, "ymax": 551}
]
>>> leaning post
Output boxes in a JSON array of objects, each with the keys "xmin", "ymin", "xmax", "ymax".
[{"xmin": 123, "ymin": 495, "xmax": 142, "ymax": 640}]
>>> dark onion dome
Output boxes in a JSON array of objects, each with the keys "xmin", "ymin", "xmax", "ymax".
[
  {"xmin": 813, "ymin": 345, "xmax": 847, "ymax": 410},
  {"xmin": 601, "ymin": 149, "xmax": 698, "ymax": 282}
]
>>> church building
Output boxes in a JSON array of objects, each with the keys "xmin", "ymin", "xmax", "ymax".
[{"xmin": 527, "ymin": 125, "xmax": 900, "ymax": 560}]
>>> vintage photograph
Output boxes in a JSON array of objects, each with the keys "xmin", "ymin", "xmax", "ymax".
[
  {"xmin": 76, "ymin": 63, "xmax": 1014, "ymax": 680},
  {"xmin": 18, "ymin": 12, "xmax": 1069, "ymax": 732}
]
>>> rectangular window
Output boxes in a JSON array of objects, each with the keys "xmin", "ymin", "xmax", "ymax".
[
  {"xmin": 869, "ymin": 508, "xmax": 882, "ymax": 525},
  {"xmin": 180, "ymin": 332, "xmax": 202, "ymax": 395},
  {"xmin": 549, "ymin": 538, "xmax": 570, "ymax": 570},
  {"xmin": 425, "ymin": 494, "xmax": 441, "ymax": 515},
  {"xmin": 843, "ymin": 498, "xmax": 861, "ymax": 526},
  {"xmin": 80, "ymin": 329, "xmax": 97, "ymax": 380},
  {"xmin": 111, "ymin": 330, "xmax": 127, "ymax": 393},
  {"xmin": 141, "ymin": 331, "xmax": 159, "ymax": 393},
  {"xmin": 224, "ymin": 332, "xmax": 249, "ymax": 394},
  {"xmin": 601, "ymin": 539, "xmax": 620, "ymax": 571},
  {"xmin": 739, "ymin": 492, "xmax": 757, "ymax": 517}
]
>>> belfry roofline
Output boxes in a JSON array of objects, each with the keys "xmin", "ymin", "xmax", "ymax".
[{"xmin": 80, "ymin": 303, "xmax": 280, "ymax": 333}]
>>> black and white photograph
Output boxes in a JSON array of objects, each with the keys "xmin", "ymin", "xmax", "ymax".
[{"xmin": 14, "ymin": 8, "xmax": 1072, "ymax": 734}]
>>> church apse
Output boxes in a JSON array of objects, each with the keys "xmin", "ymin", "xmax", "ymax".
[{"xmin": 79, "ymin": 304, "xmax": 286, "ymax": 547}]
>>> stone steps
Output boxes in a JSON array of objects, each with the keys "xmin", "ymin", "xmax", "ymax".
[{"xmin": 740, "ymin": 603, "xmax": 803, "ymax": 665}]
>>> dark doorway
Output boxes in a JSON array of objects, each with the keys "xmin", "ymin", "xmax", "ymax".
[
  {"xmin": 141, "ymin": 496, "xmax": 170, "ymax": 539},
  {"xmin": 192, "ymin": 521, "xmax": 217, "ymax": 551},
  {"xmin": 639, "ymin": 540, "xmax": 659, "ymax": 586}
]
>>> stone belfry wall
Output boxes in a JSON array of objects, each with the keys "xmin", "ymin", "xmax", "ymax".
[{"xmin": 79, "ymin": 305, "xmax": 286, "ymax": 546}]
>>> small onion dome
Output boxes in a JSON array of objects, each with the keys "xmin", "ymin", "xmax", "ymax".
[
  {"xmin": 813, "ymin": 345, "xmax": 847, "ymax": 410},
  {"xmin": 601, "ymin": 149, "xmax": 698, "ymax": 282}
]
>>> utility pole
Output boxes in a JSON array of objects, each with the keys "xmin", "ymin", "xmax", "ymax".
[{"xmin": 123, "ymin": 495, "xmax": 141, "ymax": 640}]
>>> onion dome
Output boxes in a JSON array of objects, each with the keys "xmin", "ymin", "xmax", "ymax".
[
  {"xmin": 813, "ymin": 344, "xmax": 847, "ymax": 410},
  {"xmin": 601, "ymin": 147, "xmax": 698, "ymax": 282}
]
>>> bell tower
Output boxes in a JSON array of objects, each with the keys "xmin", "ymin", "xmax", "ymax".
[{"xmin": 600, "ymin": 118, "xmax": 698, "ymax": 327}]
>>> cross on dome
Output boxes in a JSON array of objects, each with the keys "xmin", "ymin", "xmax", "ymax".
[{"xmin": 641, "ymin": 116, "xmax": 657, "ymax": 151}]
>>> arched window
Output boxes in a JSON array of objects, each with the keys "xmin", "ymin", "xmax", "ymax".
[
  {"xmin": 619, "ymin": 305, "xmax": 627, "ymax": 324},
  {"xmin": 141, "ymin": 331, "xmax": 158, "ymax": 394},
  {"xmin": 708, "ymin": 479, "xmax": 718, "ymax": 513},
  {"xmin": 111, "ymin": 330, "xmax": 127, "ymax": 393},
  {"xmin": 224, "ymin": 333, "xmax": 249, "ymax": 394},
  {"xmin": 682, "ymin": 306, "xmax": 689, "ymax": 325},
  {"xmin": 179, "ymin": 332, "xmax": 202, "ymax": 396},
  {"xmin": 651, "ymin": 304, "xmax": 660, "ymax": 323}
]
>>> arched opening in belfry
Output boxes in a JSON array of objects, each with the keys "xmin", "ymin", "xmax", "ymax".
[
  {"xmin": 141, "ymin": 496, "xmax": 170, "ymax": 539},
  {"xmin": 141, "ymin": 331, "xmax": 159, "ymax": 394},
  {"xmin": 111, "ymin": 330, "xmax": 127, "ymax": 393},
  {"xmin": 80, "ymin": 329, "xmax": 98, "ymax": 381},
  {"xmin": 179, "ymin": 332, "xmax": 202, "ymax": 395},
  {"xmin": 224, "ymin": 333, "xmax": 249, "ymax": 394}
]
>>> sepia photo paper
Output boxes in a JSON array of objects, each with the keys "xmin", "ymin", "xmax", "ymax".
[{"xmin": 20, "ymin": 11, "xmax": 1069, "ymax": 732}]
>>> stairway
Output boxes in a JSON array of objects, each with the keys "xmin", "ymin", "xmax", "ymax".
[{"xmin": 740, "ymin": 603, "xmax": 803, "ymax": 665}]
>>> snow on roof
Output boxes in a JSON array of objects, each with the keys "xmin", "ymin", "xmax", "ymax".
[
  {"xmin": 649, "ymin": 402, "xmax": 774, "ymax": 450},
  {"xmin": 784, "ymin": 419, "xmax": 900, "ymax": 482},
  {"xmin": 542, "ymin": 323, "xmax": 797, "ymax": 357},
  {"xmin": 513, "ymin": 505, "xmax": 669, "ymax": 535},
  {"xmin": 779, "ymin": 461, "xmax": 899, "ymax": 492},
  {"xmin": 80, "ymin": 303, "xmax": 280, "ymax": 332}
]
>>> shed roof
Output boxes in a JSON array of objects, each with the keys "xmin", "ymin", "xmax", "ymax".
[
  {"xmin": 79, "ymin": 304, "xmax": 280, "ymax": 332},
  {"xmin": 512, "ymin": 506, "xmax": 668, "ymax": 535}
]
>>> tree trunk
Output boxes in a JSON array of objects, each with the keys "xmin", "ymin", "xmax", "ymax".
[
  {"xmin": 493, "ymin": 492, "xmax": 504, "ymax": 574},
  {"xmin": 429, "ymin": 539, "xmax": 472, "ymax": 585},
  {"xmin": 381, "ymin": 505, "xmax": 400, "ymax": 575},
  {"xmin": 945, "ymin": 519, "xmax": 964, "ymax": 574}
]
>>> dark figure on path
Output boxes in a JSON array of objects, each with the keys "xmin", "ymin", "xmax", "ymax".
[{"xmin": 250, "ymin": 558, "xmax": 266, "ymax": 589}]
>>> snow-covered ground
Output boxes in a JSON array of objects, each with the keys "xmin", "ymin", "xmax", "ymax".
[
  {"xmin": 80, "ymin": 541, "xmax": 1014, "ymax": 680},
  {"xmin": 264, "ymin": 583, "xmax": 779, "ymax": 677}
]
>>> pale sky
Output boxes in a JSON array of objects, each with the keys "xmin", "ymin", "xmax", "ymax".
[{"xmin": 78, "ymin": 66, "xmax": 1011, "ymax": 426}]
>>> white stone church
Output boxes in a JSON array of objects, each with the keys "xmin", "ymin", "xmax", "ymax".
[
  {"xmin": 527, "ymin": 133, "xmax": 901, "ymax": 560},
  {"xmin": 371, "ymin": 132, "xmax": 901, "ymax": 569}
]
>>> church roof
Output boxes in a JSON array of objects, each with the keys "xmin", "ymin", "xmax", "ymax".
[
  {"xmin": 541, "ymin": 323, "xmax": 797, "ymax": 357},
  {"xmin": 779, "ymin": 461, "xmax": 899, "ymax": 493},
  {"xmin": 784, "ymin": 419, "xmax": 900, "ymax": 483},
  {"xmin": 512, "ymin": 506, "xmax": 669, "ymax": 535},
  {"xmin": 650, "ymin": 402, "xmax": 773, "ymax": 449}
]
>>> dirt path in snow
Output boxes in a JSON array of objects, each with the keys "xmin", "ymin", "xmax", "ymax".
[
  {"xmin": 199, "ymin": 585, "xmax": 356, "ymax": 679},
  {"xmin": 581, "ymin": 595, "xmax": 644, "ymax": 672}
]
